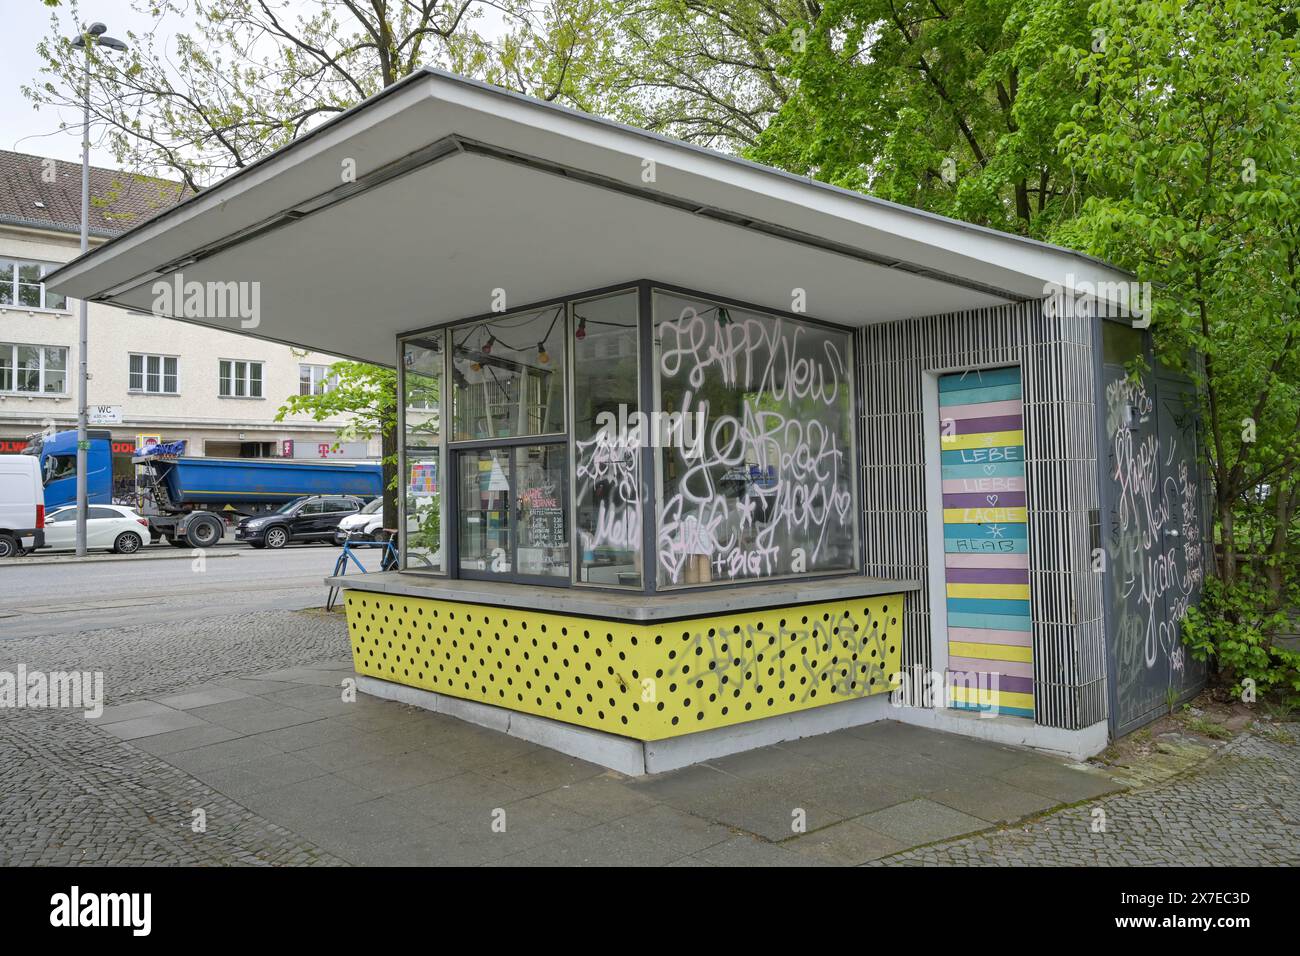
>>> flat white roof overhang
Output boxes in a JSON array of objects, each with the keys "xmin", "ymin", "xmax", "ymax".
[{"xmin": 46, "ymin": 69, "xmax": 1132, "ymax": 366}]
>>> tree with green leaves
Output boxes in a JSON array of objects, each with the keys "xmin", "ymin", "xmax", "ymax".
[
  {"xmin": 1056, "ymin": 0, "xmax": 1300, "ymax": 698},
  {"xmin": 26, "ymin": 0, "xmax": 607, "ymax": 530}
]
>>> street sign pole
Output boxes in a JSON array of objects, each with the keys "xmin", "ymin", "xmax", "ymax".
[{"xmin": 74, "ymin": 36, "xmax": 90, "ymax": 556}]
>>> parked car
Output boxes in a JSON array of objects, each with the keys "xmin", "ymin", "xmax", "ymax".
[
  {"xmin": 42, "ymin": 504, "xmax": 149, "ymax": 554},
  {"xmin": 334, "ymin": 497, "xmax": 383, "ymax": 545},
  {"xmin": 0, "ymin": 454, "xmax": 46, "ymax": 557},
  {"xmin": 235, "ymin": 495, "xmax": 365, "ymax": 549}
]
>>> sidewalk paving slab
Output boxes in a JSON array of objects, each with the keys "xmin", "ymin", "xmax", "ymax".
[{"xmin": 62, "ymin": 654, "xmax": 1155, "ymax": 866}]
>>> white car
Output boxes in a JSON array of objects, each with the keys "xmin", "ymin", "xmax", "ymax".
[
  {"xmin": 42, "ymin": 504, "xmax": 150, "ymax": 554},
  {"xmin": 333, "ymin": 497, "xmax": 383, "ymax": 544}
]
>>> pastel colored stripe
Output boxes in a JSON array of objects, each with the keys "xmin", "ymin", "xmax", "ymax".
[
  {"xmin": 947, "ymin": 583, "xmax": 1031, "ymax": 601},
  {"xmin": 948, "ymin": 685, "xmax": 1035, "ymax": 710},
  {"xmin": 945, "ymin": 538, "xmax": 1029, "ymax": 555},
  {"xmin": 942, "ymin": 491, "xmax": 1027, "ymax": 509},
  {"xmin": 940, "ymin": 446, "xmax": 1024, "ymax": 465},
  {"xmin": 951, "ymin": 701, "xmax": 1034, "ymax": 719},
  {"xmin": 947, "ymin": 655, "xmax": 1034, "ymax": 679},
  {"xmin": 947, "ymin": 672, "xmax": 1034, "ymax": 696},
  {"xmin": 943, "ymin": 522, "xmax": 1027, "ymax": 539},
  {"xmin": 947, "ymin": 611, "xmax": 1032, "ymax": 631},
  {"xmin": 940, "ymin": 399, "xmax": 1024, "ymax": 421},
  {"xmin": 948, "ymin": 640, "xmax": 1033, "ymax": 663},
  {"xmin": 944, "ymin": 552, "xmax": 1029, "ymax": 569},
  {"xmin": 948, "ymin": 414, "xmax": 1023, "ymax": 435},
  {"xmin": 942, "ymin": 506, "xmax": 1028, "ymax": 524},
  {"xmin": 943, "ymin": 429, "xmax": 1025, "ymax": 451},
  {"xmin": 948, "ymin": 597, "xmax": 1031, "ymax": 616},
  {"xmin": 944, "ymin": 566, "xmax": 1029, "ymax": 585},
  {"xmin": 941, "ymin": 476, "xmax": 1026, "ymax": 494},
  {"xmin": 938, "ymin": 366, "xmax": 1022, "ymax": 390},
  {"xmin": 947, "ymin": 626, "xmax": 1032, "ymax": 646},
  {"xmin": 941, "ymin": 461, "xmax": 1026, "ymax": 481},
  {"xmin": 938, "ymin": 383, "xmax": 1023, "ymax": 406}
]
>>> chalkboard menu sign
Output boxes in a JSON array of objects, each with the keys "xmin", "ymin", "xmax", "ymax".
[
  {"xmin": 528, "ymin": 508, "xmax": 565, "ymax": 548},
  {"xmin": 519, "ymin": 483, "xmax": 564, "ymax": 549}
]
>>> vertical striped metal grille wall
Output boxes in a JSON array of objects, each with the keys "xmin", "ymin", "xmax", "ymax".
[{"xmin": 859, "ymin": 299, "xmax": 1107, "ymax": 730}]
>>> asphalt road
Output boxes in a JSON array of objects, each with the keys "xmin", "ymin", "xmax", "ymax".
[{"xmin": 0, "ymin": 542, "xmax": 355, "ymax": 640}]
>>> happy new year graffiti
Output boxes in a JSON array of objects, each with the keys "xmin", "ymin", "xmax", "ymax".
[{"xmin": 653, "ymin": 300, "xmax": 856, "ymax": 585}]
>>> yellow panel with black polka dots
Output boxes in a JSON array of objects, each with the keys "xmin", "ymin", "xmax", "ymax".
[{"xmin": 344, "ymin": 590, "xmax": 904, "ymax": 741}]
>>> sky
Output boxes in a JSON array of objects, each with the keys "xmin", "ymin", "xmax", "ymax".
[
  {"xmin": 3, "ymin": 0, "xmax": 159, "ymax": 167},
  {"xmin": 2, "ymin": 0, "xmax": 509, "ymax": 172}
]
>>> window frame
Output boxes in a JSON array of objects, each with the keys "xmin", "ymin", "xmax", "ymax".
[
  {"xmin": 0, "ymin": 258, "xmax": 68, "ymax": 312},
  {"xmin": 129, "ymin": 352, "xmax": 181, "ymax": 395},
  {"xmin": 396, "ymin": 279, "xmax": 863, "ymax": 595},
  {"xmin": 219, "ymin": 358, "xmax": 265, "ymax": 399},
  {"xmin": 0, "ymin": 341, "xmax": 70, "ymax": 395},
  {"xmin": 650, "ymin": 284, "xmax": 862, "ymax": 591},
  {"xmin": 298, "ymin": 363, "xmax": 335, "ymax": 397}
]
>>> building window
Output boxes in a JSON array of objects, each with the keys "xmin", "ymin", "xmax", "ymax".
[
  {"xmin": 0, "ymin": 259, "xmax": 66, "ymax": 310},
  {"xmin": 402, "ymin": 337, "xmax": 442, "ymax": 573},
  {"xmin": 219, "ymin": 359, "xmax": 263, "ymax": 398},
  {"xmin": 653, "ymin": 291, "xmax": 858, "ymax": 588},
  {"xmin": 0, "ymin": 343, "xmax": 68, "ymax": 393},
  {"xmin": 129, "ymin": 353, "xmax": 179, "ymax": 394},
  {"xmin": 572, "ymin": 290, "xmax": 641, "ymax": 588},
  {"xmin": 298, "ymin": 363, "xmax": 335, "ymax": 396},
  {"xmin": 450, "ymin": 304, "xmax": 567, "ymax": 440}
]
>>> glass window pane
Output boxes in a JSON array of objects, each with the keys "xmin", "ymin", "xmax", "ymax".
[
  {"xmin": 249, "ymin": 363, "xmax": 262, "ymax": 398},
  {"xmin": 457, "ymin": 448, "xmax": 511, "ymax": 574},
  {"xmin": 129, "ymin": 354, "xmax": 143, "ymax": 391},
  {"xmin": 219, "ymin": 360, "xmax": 231, "ymax": 396},
  {"xmin": 0, "ymin": 262, "xmax": 13, "ymax": 304},
  {"xmin": 43, "ymin": 349, "xmax": 65, "ymax": 393},
  {"xmin": 451, "ymin": 305, "xmax": 566, "ymax": 440},
  {"xmin": 515, "ymin": 444, "xmax": 569, "ymax": 578},
  {"xmin": 41, "ymin": 267, "xmax": 65, "ymax": 310},
  {"xmin": 402, "ymin": 339, "xmax": 443, "ymax": 573},
  {"xmin": 16, "ymin": 346, "xmax": 40, "ymax": 392},
  {"xmin": 299, "ymin": 364, "xmax": 312, "ymax": 396},
  {"xmin": 163, "ymin": 356, "xmax": 177, "ymax": 393},
  {"xmin": 405, "ymin": 454, "xmax": 441, "ymax": 572},
  {"xmin": 403, "ymin": 340, "xmax": 442, "ymax": 447},
  {"xmin": 653, "ymin": 292, "xmax": 857, "ymax": 587},
  {"xmin": 572, "ymin": 291, "xmax": 641, "ymax": 587},
  {"xmin": 18, "ymin": 264, "xmax": 41, "ymax": 284},
  {"xmin": 0, "ymin": 347, "xmax": 12, "ymax": 391}
]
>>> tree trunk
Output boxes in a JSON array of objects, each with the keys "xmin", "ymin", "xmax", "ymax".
[
  {"xmin": 1218, "ymin": 498, "xmax": 1237, "ymax": 586},
  {"xmin": 381, "ymin": 417, "xmax": 398, "ymax": 538}
]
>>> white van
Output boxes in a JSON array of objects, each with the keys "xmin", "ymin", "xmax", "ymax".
[{"xmin": 0, "ymin": 455, "xmax": 46, "ymax": 558}]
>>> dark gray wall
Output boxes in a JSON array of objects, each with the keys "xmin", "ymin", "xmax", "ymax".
[{"xmin": 1097, "ymin": 321, "xmax": 1209, "ymax": 735}]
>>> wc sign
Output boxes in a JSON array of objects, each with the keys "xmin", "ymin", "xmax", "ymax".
[{"xmin": 87, "ymin": 405, "xmax": 122, "ymax": 425}]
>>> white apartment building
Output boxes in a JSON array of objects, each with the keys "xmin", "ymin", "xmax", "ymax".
[{"xmin": 0, "ymin": 150, "xmax": 377, "ymax": 486}]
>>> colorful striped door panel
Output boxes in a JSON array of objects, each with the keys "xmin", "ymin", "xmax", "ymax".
[{"xmin": 938, "ymin": 365, "xmax": 1033, "ymax": 719}]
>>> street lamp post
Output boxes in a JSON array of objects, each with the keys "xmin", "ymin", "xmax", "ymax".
[{"xmin": 69, "ymin": 22, "xmax": 128, "ymax": 556}]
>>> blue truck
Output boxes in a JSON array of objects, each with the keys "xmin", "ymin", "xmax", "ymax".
[{"xmin": 25, "ymin": 430, "xmax": 382, "ymax": 547}]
